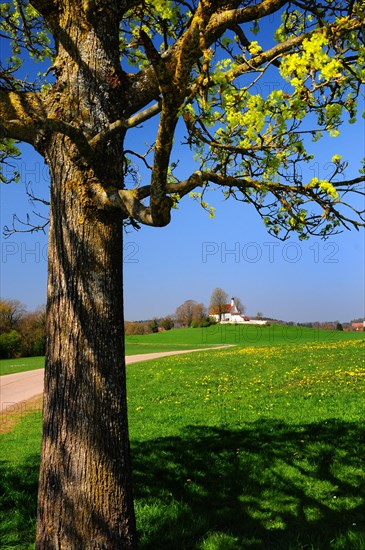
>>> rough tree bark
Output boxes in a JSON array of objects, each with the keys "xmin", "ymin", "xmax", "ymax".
[
  {"xmin": 35, "ymin": 137, "xmax": 136, "ymax": 548},
  {"xmin": 32, "ymin": 4, "xmax": 137, "ymax": 548}
]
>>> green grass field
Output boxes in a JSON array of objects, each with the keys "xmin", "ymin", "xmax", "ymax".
[
  {"xmin": 1, "ymin": 325, "xmax": 363, "ymax": 375},
  {"xmin": 1, "ymin": 328, "xmax": 365, "ymax": 549}
]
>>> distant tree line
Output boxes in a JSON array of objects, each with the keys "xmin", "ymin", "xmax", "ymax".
[
  {"xmin": 124, "ymin": 297, "xmax": 218, "ymax": 336},
  {"xmin": 0, "ymin": 294, "xmax": 216, "ymax": 352},
  {"xmin": 124, "ymin": 315, "xmax": 176, "ymax": 336},
  {"xmin": 0, "ymin": 299, "xmax": 46, "ymax": 359},
  {"xmin": 297, "ymin": 321, "xmax": 355, "ymax": 331}
]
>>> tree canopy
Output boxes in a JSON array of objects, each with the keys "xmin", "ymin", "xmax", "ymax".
[
  {"xmin": 210, "ymin": 287, "xmax": 229, "ymax": 318},
  {"xmin": 1, "ymin": 0, "xmax": 365, "ymax": 239},
  {"xmin": 175, "ymin": 299, "xmax": 197, "ymax": 326}
]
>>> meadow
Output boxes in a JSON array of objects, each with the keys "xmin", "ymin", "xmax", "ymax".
[
  {"xmin": 0, "ymin": 324, "xmax": 362, "ymax": 375},
  {"xmin": 1, "ymin": 327, "xmax": 364, "ymax": 549}
]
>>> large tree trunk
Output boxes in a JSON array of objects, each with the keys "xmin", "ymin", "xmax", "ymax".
[
  {"xmin": 36, "ymin": 135, "xmax": 136, "ymax": 548},
  {"xmin": 34, "ymin": 6, "xmax": 137, "ymax": 547}
]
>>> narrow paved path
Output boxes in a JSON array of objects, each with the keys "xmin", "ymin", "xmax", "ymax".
[{"xmin": 0, "ymin": 346, "xmax": 232, "ymax": 413}]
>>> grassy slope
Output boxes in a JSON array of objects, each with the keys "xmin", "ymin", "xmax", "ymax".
[
  {"xmin": 0, "ymin": 357, "xmax": 45, "ymax": 376},
  {"xmin": 126, "ymin": 324, "xmax": 364, "ymax": 347},
  {"xmin": 1, "ymin": 325, "xmax": 363, "ymax": 375},
  {"xmin": 130, "ymin": 340, "xmax": 365, "ymax": 550}
]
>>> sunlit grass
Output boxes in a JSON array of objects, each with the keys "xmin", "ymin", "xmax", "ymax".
[{"xmin": 127, "ymin": 339, "xmax": 365, "ymax": 438}]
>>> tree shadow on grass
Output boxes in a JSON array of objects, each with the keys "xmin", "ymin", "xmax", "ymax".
[
  {"xmin": 0, "ymin": 453, "xmax": 39, "ymax": 548},
  {"xmin": 131, "ymin": 419, "xmax": 365, "ymax": 550},
  {"xmin": 1, "ymin": 420, "xmax": 364, "ymax": 549}
]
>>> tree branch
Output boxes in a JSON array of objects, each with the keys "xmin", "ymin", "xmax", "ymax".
[
  {"xmin": 0, "ymin": 90, "xmax": 114, "ymax": 164},
  {"xmin": 88, "ymin": 101, "xmax": 162, "ymax": 150},
  {"xmin": 126, "ymin": 101, "xmax": 162, "ymax": 128},
  {"xmin": 230, "ymin": 17, "xmax": 365, "ymax": 80},
  {"xmin": 137, "ymin": 27, "xmax": 187, "ymax": 225},
  {"xmin": 206, "ymin": 0, "xmax": 288, "ymax": 41},
  {"xmin": 0, "ymin": 90, "xmax": 48, "ymax": 144},
  {"xmin": 120, "ymin": 1, "xmax": 294, "ymax": 226},
  {"xmin": 89, "ymin": 184, "xmax": 171, "ymax": 227},
  {"xmin": 29, "ymin": 0, "xmax": 59, "ymax": 17}
]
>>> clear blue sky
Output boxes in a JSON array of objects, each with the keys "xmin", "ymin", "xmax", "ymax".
[
  {"xmin": 1, "ymin": 15, "xmax": 364, "ymax": 324},
  {"xmin": 1, "ymin": 126, "xmax": 364, "ymax": 323}
]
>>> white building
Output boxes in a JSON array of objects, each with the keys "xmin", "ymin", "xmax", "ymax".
[{"xmin": 210, "ymin": 298, "xmax": 268, "ymax": 325}]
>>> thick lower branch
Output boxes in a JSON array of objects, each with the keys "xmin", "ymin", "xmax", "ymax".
[
  {"xmin": 135, "ymin": 171, "xmax": 209, "ymax": 201},
  {"xmin": 0, "ymin": 90, "xmax": 98, "ymax": 162},
  {"xmin": 149, "ymin": 103, "xmax": 180, "ymax": 222},
  {"xmin": 89, "ymin": 163, "xmax": 365, "ymax": 238},
  {"xmin": 90, "ymin": 185, "xmax": 171, "ymax": 227}
]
